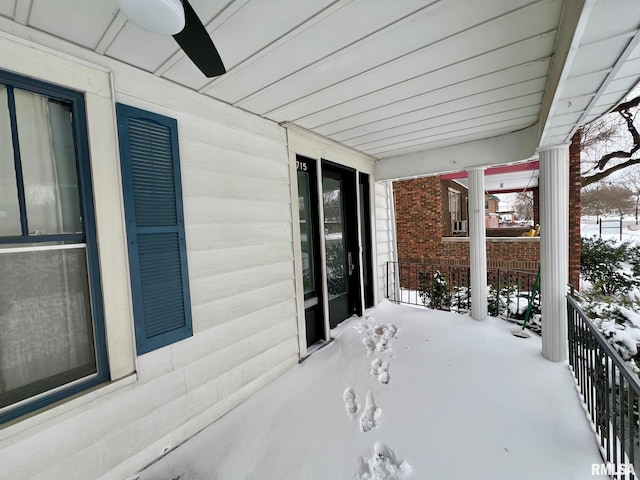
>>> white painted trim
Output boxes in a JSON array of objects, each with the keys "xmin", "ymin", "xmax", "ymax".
[
  {"xmin": 0, "ymin": 29, "xmax": 111, "ymax": 77},
  {"xmin": 288, "ymin": 132, "xmax": 307, "ymax": 359},
  {"xmin": 536, "ymin": 142, "xmax": 571, "ymax": 153},
  {"xmin": 375, "ymin": 124, "xmax": 539, "ymax": 181},
  {"xmin": 538, "ymin": 0, "xmax": 595, "ymax": 146},
  {"xmin": 387, "ymin": 181, "xmax": 400, "ymax": 304},
  {"xmin": 0, "ymin": 243, "xmax": 86, "ymax": 254},
  {"xmin": 315, "ymin": 157, "xmax": 331, "ymax": 341},
  {"xmin": 285, "ymin": 124, "xmax": 375, "ymax": 174}
]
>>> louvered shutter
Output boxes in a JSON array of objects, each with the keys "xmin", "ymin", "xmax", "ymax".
[{"xmin": 116, "ymin": 104, "xmax": 192, "ymax": 354}]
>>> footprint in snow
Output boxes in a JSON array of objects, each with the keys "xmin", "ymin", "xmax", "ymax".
[
  {"xmin": 360, "ymin": 391, "xmax": 381, "ymax": 433},
  {"xmin": 356, "ymin": 319, "xmax": 398, "ymax": 355},
  {"xmin": 343, "ymin": 387, "xmax": 360, "ymax": 419},
  {"xmin": 370, "ymin": 358, "xmax": 390, "ymax": 385},
  {"xmin": 358, "ymin": 442, "xmax": 412, "ymax": 480}
]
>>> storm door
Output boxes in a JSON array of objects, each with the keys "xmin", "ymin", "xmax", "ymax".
[{"xmin": 322, "ymin": 162, "xmax": 361, "ymax": 327}]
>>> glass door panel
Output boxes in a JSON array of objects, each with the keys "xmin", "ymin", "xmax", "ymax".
[{"xmin": 323, "ymin": 176, "xmax": 348, "ymax": 301}]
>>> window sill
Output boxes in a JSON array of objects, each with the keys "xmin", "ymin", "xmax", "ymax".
[{"xmin": 0, "ymin": 373, "xmax": 137, "ymax": 439}]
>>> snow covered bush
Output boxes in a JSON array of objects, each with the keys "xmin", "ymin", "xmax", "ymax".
[
  {"xmin": 581, "ymin": 237, "xmax": 639, "ymax": 296},
  {"xmin": 417, "ymin": 270, "xmax": 451, "ymax": 311},
  {"xmin": 579, "ymin": 237, "xmax": 640, "ymax": 376},
  {"xmin": 486, "ymin": 283, "xmax": 540, "ymax": 320},
  {"xmin": 449, "ymin": 286, "xmax": 470, "ymax": 312}
]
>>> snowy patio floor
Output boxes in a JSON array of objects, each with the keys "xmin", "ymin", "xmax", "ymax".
[{"xmin": 135, "ymin": 301, "xmax": 606, "ymax": 480}]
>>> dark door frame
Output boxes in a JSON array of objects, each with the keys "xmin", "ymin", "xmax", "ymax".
[
  {"xmin": 359, "ymin": 172, "xmax": 375, "ymax": 309},
  {"xmin": 295, "ymin": 155, "xmax": 325, "ymax": 347},
  {"xmin": 321, "ymin": 160, "xmax": 362, "ymax": 327}
]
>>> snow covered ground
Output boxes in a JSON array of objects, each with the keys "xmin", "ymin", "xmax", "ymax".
[
  {"xmin": 581, "ymin": 216, "xmax": 640, "ymax": 245},
  {"xmin": 134, "ymin": 301, "xmax": 605, "ymax": 480}
]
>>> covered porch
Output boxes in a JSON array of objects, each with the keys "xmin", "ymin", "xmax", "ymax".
[
  {"xmin": 135, "ymin": 301, "xmax": 607, "ymax": 480},
  {"xmin": 2, "ymin": 1, "xmax": 640, "ymax": 478}
]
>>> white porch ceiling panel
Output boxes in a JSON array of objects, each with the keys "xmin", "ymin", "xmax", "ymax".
[{"xmin": 3, "ymin": 0, "xmax": 640, "ymax": 165}]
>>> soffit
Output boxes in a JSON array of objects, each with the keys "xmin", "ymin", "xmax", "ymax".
[{"xmin": 2, "ymin": 0, "xmax": 639, "ymax": 171}]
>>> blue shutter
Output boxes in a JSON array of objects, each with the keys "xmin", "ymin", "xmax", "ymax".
[{"xmin": 116, "ymin": 104, "xmax": 192, "ymax": 354}]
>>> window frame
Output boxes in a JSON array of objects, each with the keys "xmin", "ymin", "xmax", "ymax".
[{"xmin": 0, "ymin": 69, "xmax": 109, "ymax": 423}]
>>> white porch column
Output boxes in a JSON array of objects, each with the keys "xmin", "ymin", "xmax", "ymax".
[
  {"xmin": 539, "ymin": 144, "xmax": 569, "ymax": 362},
  {"xmin": 468, "ymin": 168, "xmax": 488, "ymax": 320}
]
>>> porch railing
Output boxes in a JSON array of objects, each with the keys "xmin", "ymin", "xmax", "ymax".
[
  {"xmin": 385, "ymin": 261, "xmax": 470, "ymax": 310},
  {"xmin": 385, "ymin": 261, "xmax": 539, "ymax": 325},
  {"xmin": 568, "ymin": 295, "xmax": 640, "ymax": 479}
]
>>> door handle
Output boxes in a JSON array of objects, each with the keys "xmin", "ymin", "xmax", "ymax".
[{"xmin": 348, "ymin": 252, "xmax": 355, "ymax": 275}]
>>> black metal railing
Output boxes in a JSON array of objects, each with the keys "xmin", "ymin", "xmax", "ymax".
[
  {"xmin": 385, "ymin": 261, "xmax": 470, "ymax": 311},
  {"xmin": 568, "ymin": 295, "xmax": 640, "ymax": 479},
  {"xmin": 385, "ymin": 262, "xmax": 539, "ymax": 325},
  {"xmin": 489, "ymin": 268, "xmax": 540, "ymax": 330}
]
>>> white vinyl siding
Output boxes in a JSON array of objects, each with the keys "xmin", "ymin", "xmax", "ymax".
[
  {"xmin": 375, "ymin": 181, "xmax": 396, "ymax": 303},
  {"xmin": 0, "ymin": 32, "xmax": 298, "ymax": 480}
]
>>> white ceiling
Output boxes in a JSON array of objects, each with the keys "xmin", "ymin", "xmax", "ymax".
[{"xmin": 2, "ymin": 0, "xmax": 640, "ymax": 175}]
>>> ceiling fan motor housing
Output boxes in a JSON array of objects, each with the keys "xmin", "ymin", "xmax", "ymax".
[{"xmin": 118, "ymin": 0, "xmax": 185, "ymax": 35}]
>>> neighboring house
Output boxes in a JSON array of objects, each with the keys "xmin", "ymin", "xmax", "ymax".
[
  {"xmin": 486, "ymin": 194, "xmax": 500, "ymax": 228},
  {"xmin": 0, "ymin": 2, "xmax": 634, "ymax": 479},
  {"xmin": 393, "ymin": 150, "xmax": 581, "ymax": 286}
]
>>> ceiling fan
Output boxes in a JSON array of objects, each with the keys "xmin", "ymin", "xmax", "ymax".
[{"xmin": 117, "ymin": 0, "xmax": 226, "ymax": 77}]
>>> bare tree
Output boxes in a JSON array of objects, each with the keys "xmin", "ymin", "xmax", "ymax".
[
  {"xmin": 582, "ymin": 94, "xmax": 640, "ymax": 187},
  {"xmin": 581, "ymin": 184, "xmax": 635, "ymax": 217},
  {"xmin": 513, "ymin": 191, "xmax": 533, "ymax": 221}
]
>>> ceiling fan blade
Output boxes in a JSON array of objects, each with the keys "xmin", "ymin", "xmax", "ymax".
[{"xmin": 173, "ymin": 0, "xmax": 226, "ymax": 77}]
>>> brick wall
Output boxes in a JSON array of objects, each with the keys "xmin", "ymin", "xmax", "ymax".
[
  {"xmin": 486, "ymin": 227, "xmax": 531, "ymax": 237},
  {"xmin": 394, "ymin": 175, "xmax": 443, "ymax": 263},
  {"xmin": 569, "ymin": 129, "xmax": 582, "ymax": 290},
  {"xmin": 394, "ymin": 177, "xmax": 540, "ymax": 272},
  {"xmin": 393, "ymin": 158, "xmax": 581, "ymax": 283}
]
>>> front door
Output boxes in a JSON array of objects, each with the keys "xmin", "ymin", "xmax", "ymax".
[{"xmin": 322, "ymin": 163, "xmax": 361, "ymax": 327}]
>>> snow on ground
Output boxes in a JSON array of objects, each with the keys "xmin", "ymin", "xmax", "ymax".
[
  {"xmin": 134, "ymin": 301, "xmax": 606, "ymax": 480},
  {"xmin": 581, "ymin": 216, "xmax": 640, "ymax": 245}
]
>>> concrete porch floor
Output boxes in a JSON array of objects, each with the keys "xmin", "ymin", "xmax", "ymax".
[{"xmin": 134, "ymin": 301, "xmax": 606, "ymax": 480}]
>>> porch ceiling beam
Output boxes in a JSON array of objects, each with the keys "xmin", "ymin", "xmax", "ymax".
[
  {"xmin": 374, "ymin": 123, "xmax": 539, "ymax": 182},
  {"xmin": 439, "ymin": 160, "xmax": 539, "ymax": 180},
  {"xmin": 537, "ymin": 0, "xmax": 595, "ymax": 146}
]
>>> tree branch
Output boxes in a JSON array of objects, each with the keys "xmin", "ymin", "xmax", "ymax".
[
  {"xmin": 596, "ymin": 106, "xmax": 640, "ymax": 170},
  {"xmin": 583, "ymin": 158, "xmax": 640, "ymax": 187}
]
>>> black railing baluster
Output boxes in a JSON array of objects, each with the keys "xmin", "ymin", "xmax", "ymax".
[{"xmin": 567, "ymin": 297, "xmax": 640, "ymax": 479}]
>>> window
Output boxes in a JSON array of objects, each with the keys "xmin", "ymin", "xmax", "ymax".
[
  {"xmin": 0, "ymin": 71, "xmax": 107, "ymax": 422},
  {"xmin": 448, "ymin": 188, "xmax": 463, "ymax": 233},
  {"xmin": 116, "ymin": 104, "xmax": 192, "ymax": 355}
]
